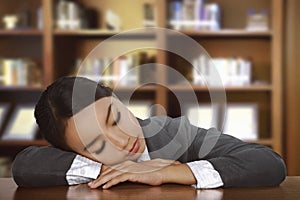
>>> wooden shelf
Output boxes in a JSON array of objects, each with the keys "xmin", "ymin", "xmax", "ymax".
[
  {"xmin": 0, "ymin": 29, "xmax": 42, "ymax": 36},
  {"xmin": 54, "ymin": 29, "xmax": 119, "ymax": 36},
  {"xmin": 54, "ymin": 29, "xmax": 156, "ymax": 38},
  {"xmin": 170, "ymin": 29, "xmax": 272, "ymax": 37},
  {"xmin": 112, "ymin": 85, "xmax": 157, "ymax": 92},
  {"xmin": 55, "ymin": 29, "xmax": 272, "ymax": 38},
  {"xmin": 169, "ymin": 85, "xmax": 272, "ymax": 91}
]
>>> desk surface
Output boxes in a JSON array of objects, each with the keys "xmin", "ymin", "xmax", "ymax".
[{"xmin": 0, "ymin": 177, "xmax": 299, "ymax": 200}]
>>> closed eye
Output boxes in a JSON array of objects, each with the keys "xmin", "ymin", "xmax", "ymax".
[
  {"xmin": 94, "ymin": 140, "xmax": 106, "ymax": 154},
  {"xmin": 112, "ymin": 111, "xmax": 121, "ymax": 126}
]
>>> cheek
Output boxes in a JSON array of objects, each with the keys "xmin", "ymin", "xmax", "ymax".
[
  {"xmin": 89, "ymin": 143, "xmax": 128, "ymax": 165},
  {"xmin": 118, "ymin": 111, "xmax": 141, "ymax": 137}
]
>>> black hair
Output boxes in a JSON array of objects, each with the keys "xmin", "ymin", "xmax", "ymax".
[{"xmin": 34, "ymin": 76, "xmax": 113, "ymax": 151}]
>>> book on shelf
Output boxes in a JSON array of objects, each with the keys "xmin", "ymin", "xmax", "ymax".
[
  {"xmin": 192, "ymin": 56, "xmax": 252, "ymax": 87},
  {"xmin": 105, "ymin": 9, "xmax": 122, "ymax": 31},
  {"xmin": 223, "ymin": 104, "xmax": 258, "ymax": 140},
  {"xmin": 74, "ymin": 51, "xmax": 156, "ymax": 87},
  {"xmin": 168, "ymin": 0, "xmax": 221, "ymax": 31},
  {"xmin": 37, "ymin": 6, "xmax": 43, "ymax": 30},
  {"xmin": 0, "ymin": 58, "xmax": 42, "ymax": 87},
  {"xmin": 2, "ymin": 104, "xmax": 37, "ymax": 140},
  {"xmin": 0, "ymin": 157, "xmax": 12, "ymax": 178}
]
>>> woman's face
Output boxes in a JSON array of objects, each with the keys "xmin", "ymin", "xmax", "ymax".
[{"xmin": 65, "ymin": 97, "xmax": 146, "ymax": 165}]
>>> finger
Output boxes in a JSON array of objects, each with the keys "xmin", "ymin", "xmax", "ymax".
[
  {"xmin": 102, "ymin": 164, "xmax": 133, "ymax": 175},
  {"xmin": 89, "ymin": 170, "xmax": 123, "ymax": 188},
  {"xmin": 102, "ymin": 173, "xmax": 131, "ymax": 189},
  {"xmin": 100, "ymin": 167, "xmax": 114, "ymax": 177}
]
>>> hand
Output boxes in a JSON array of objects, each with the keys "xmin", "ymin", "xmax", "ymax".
[{"xmin": 88, "ymin": 159, "xmax": 181, "ymax": 189}]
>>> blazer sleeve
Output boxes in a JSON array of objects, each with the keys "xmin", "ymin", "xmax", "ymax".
[
  {"xmin": 12, "ymin": 145, "xmax": 76, "ymax": 187},
  {"xmin": 187, "ymin": 127, "xmax": 287, "ymax": 188}
]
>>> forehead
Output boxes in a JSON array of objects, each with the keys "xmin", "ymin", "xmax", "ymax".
[{"xmin": 65, "ymin": 96, "xmax": 114, "ymax": 149}]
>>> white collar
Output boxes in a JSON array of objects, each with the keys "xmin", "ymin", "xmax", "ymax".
[{"xmin": 136, "ymin": 145, "xmax": 151, "ymax": 162}]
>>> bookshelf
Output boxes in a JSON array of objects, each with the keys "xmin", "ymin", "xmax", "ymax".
[{"xmin": 0, "ymin": 0, "xmax": 283, "ymax": 175}]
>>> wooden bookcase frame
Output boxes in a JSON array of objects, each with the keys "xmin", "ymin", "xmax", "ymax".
[{"xmin": 0, "ymin": 0, "xmax": 283, "ymax": 157}]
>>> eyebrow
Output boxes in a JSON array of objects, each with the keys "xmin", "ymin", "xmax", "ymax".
[{"xmin": 105, "ymin": 103, "xmax": 112, "ymax": 125}]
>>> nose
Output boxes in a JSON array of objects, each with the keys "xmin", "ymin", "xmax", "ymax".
[{"xmin": 105, "ymin": 129, "xmax": 130, "ymax": 151}]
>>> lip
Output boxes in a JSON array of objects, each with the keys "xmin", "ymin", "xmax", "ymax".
[{"xmin": 128, "ymin": 139, "xmax": 139, "ymax": 155}]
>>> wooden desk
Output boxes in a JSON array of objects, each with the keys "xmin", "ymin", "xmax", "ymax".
[{"xmin": 0, "ymin": 177, "xmax": 299, "ymax": 200}]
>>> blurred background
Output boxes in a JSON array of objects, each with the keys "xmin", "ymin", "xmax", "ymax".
[{"xmin": 0, "ymin": 0, "xmax": 299, "ymax": 177}]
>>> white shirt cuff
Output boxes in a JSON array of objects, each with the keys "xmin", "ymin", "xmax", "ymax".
[
  {"xmin": 186, "ymin": 160, "xmax": 224, "ymax": 189},
  {"xmin": 66, "ymin": 155, "xmax": 102, "ymax": 185}
]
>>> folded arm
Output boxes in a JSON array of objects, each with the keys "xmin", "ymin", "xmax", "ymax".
[
  {"xmin": 11, "ymin": 145, "xmax": 219, "ymax": 189},
  {"xmin": 188, "ymin": 127, "xmax": 287, "ymax": 188},
  {"xmin": 12, "ymin": 146, "xmax": 101, "ymax": 187}
]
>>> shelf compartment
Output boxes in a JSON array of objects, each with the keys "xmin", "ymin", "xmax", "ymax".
[
  {"xmin": 166, "ymin": 38, "xmax": 272, "ymax": 86},
  {"xmin": 0, "ymin": 37, "xmax": 42, "ymax": 61},
  {"xmin": 0, "ymin": 0, "xmax": 42, "ymax": 30},
  {"xmin": 204, "ymin": 0, "xmax": 272, "ymax": 30},
  {"xmin": 167, "ymin": 90, "xmax": 271, "ymax": 139},
  {"xmin": 54, "ymin": 36, "xmax": 158, "ymax": 79}
]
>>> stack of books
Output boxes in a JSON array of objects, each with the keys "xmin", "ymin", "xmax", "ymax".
[
  {"xmin": 192, "ymin": 56, "xmax": 252, "ymax": 86},
  {"xmin": 0, "ymin": 58, "xmax": 42, "ymax": 87},
  {"xmin": 55, "ymin": 0, "xmax": 98, "ymax": 30},
  {"xmin": 168, "ymin": 0, "xmax": 221, "ymax": 30},
  {"xmin": 74, "ymin": 51, "xmax": 156, "ymax": 87}
]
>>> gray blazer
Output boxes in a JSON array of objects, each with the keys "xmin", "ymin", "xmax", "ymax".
[{"xmin": 12, "ymin": 116, "xmax": 286, "ymax": 187}]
